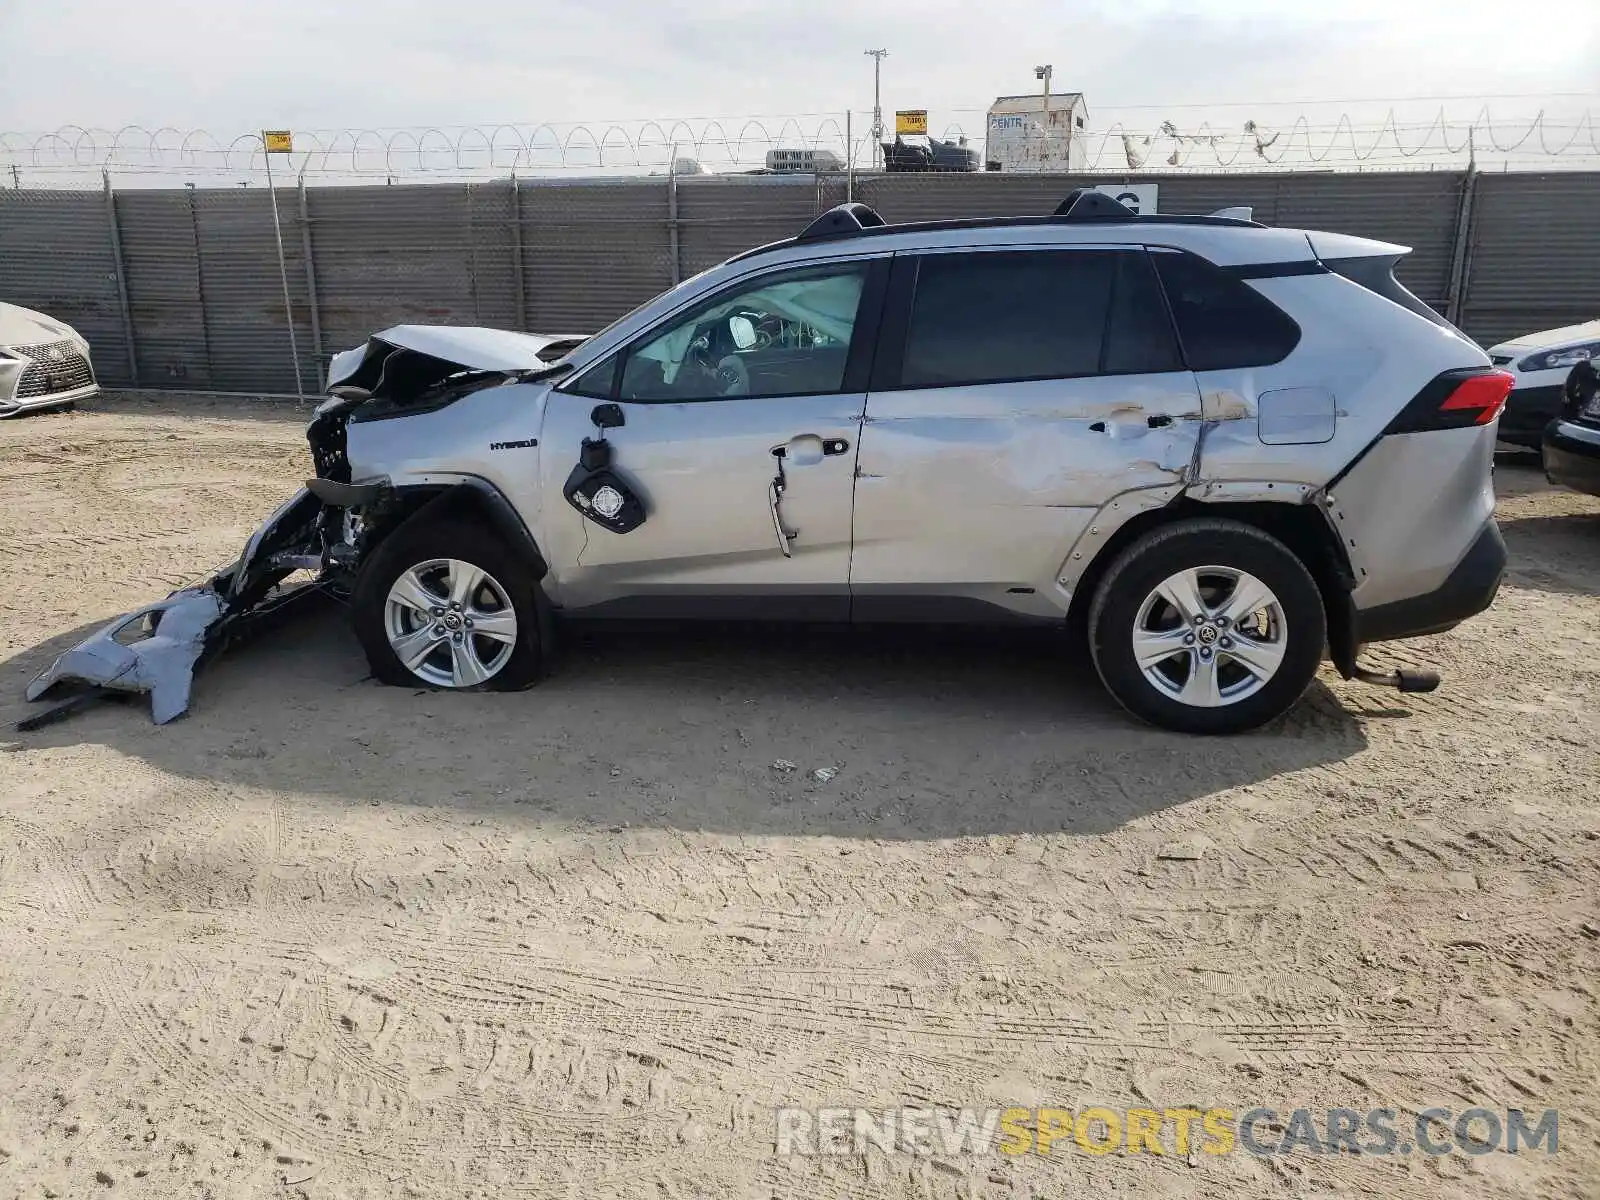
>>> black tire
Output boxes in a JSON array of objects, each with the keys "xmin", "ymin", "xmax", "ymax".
[
  {"xmin": 1087, "ymin": 518, "xmax": 1325, "ymax": 735},
  {"xmin": 351, "ymin": 518, "xmax": 546, "ymax": 691}
]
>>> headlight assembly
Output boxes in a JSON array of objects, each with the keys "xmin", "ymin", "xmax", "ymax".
[{"xmin": 1519, "ymin": 342, "xmax": 1599, "ymax": 373}]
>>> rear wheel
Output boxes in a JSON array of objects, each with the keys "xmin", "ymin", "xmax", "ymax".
[
  {"xmin": 352, "ymin": 519, "xmax": 544, "ymax": 691},
  {"xmin": 1087, "ymin": 518, "xmax": 1325, "ymax": 734}
]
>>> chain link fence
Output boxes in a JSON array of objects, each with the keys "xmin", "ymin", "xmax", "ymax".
[{"xmin": 1, "ymin": 169, "xmax": 1597, "ymax": 396}]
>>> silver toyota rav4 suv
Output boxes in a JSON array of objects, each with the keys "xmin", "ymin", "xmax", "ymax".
[{"xmin": 27, "ymin": 191, "xmax": 1512, "ymax": 735}]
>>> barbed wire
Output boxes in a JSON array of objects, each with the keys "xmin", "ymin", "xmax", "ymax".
[{"xmin": 3, "ymin": 105, "xmax": 1597, "ymax": 187}]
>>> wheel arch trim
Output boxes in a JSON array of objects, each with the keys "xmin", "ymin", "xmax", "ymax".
[
  {"xmin": 1059, "ymin": 484, "xmax": 1359, "ymax": 678},
  {"xmin": 368, "ymin": 475, "xmax": 550, "ymax": 583}
]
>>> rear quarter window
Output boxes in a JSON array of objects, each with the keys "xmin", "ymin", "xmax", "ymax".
[{"xmin": 1151, "ymin": 250, "xmax": 1301, "ymax": 370}]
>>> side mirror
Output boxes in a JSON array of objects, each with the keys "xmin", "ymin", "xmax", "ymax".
[
  {"xmin": 328, "ymin": 385, "xmax": 371, "ymax": 402},
  {"xmin": 729, "ymin": 315, "xmax": 757, "ymax": 350}
]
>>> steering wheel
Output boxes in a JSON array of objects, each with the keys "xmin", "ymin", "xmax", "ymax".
[{"xmin": 715, "ymin": 354, "xmax": 750, "ymax": 397}]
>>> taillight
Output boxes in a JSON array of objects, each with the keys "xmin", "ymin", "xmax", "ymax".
[
  {"xmin": 1384, "ymin": 369, "xmax": 1515, "ymax": 435},
  {"xmin": 1439, "ymin": 372, "xmax": 1514, "ymax": 425}
]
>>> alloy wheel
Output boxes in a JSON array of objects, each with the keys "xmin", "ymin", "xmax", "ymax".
[
  {"xmin": 1130, "ymin": 566, "xmax": 1288, "ymax": 708},
  {"xmin": 382, "ymin": 558, "xmax": 518, "ymax": 688}
]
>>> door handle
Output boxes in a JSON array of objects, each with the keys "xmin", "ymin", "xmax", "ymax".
[
  {"xmin": 764, "ymin": 435, "xmax": 849, "ymax": 559},
  {"xmin": 768, "ymin": 447, "xmax": 798, "ymax": 558},
  {"xmin": 768, "ymin": 476, "xmax": 797, "ymax": 557},
  {"xmin": 771, "ymin": 433, "xmax": 849, "ymax": 465}
]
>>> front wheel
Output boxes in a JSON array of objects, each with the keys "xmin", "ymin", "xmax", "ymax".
[
  {"xmin": 351, "ymin": 519, "xmax": 545, "ymax": 691},
  {"xmin": 1087, "ymin": 518, "xmax": 1326, "ymax": 735}
]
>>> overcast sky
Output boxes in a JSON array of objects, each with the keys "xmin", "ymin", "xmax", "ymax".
[{"xmin": 1, "ymin": 0, "xmax": 1596, "ymax": 143}]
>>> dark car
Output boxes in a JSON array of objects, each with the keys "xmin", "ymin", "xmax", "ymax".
[
  {"xmin": 880, "ymin": 135, "xmax": 981, "ymax": 172},
  {"xmin": 1542, "ymin": 359, "xmax": 1600, "ymax": 497}
]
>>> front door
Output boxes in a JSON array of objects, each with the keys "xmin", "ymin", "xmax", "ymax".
[
  {"xmin": 850, "ymin": 246, "xmax": 1204, "ymax": 616},
  {"xmin": 540, "ymin": 258, "xmax": 886, "ymax": 617}
]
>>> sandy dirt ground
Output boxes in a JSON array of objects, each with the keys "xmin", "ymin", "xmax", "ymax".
[{"xmin": 0, "ymin": 394, "xmax": 1596, "ymax": 1199}]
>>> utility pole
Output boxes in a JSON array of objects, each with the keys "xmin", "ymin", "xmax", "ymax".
[
  {"xmin": 865, "ymin": 48, "xmax": 889, "ymax": 170},
  {"xmin": 9, "ymin": 164, "xmax": 19, "ymax": 189},
  {"xmin": 261, "ymin": 132, "xmax": 305, "ymax": 402},
  {"xmin": 1035, "ymin": 64, "xmax": 1054, "ymax": 163}
]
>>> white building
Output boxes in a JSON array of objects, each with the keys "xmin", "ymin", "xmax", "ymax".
[{"xmin": 984, "ymin": 92, "xmax": 1089, "ymax": 172}]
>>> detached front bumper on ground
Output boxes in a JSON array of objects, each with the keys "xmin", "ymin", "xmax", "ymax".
[{"xmin": 21, "ymin": 488, "xmax": 332, "ymax": 728}]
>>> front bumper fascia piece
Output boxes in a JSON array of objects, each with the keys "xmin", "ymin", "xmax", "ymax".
[{"xmin": 21, "ymin": 487, "xmax": 332, "ymax": 728}]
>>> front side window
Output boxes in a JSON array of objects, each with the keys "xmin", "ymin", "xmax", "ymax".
[
  {"xmin": 897, "ymin": 249, "xmax": 1182, "ymax": 389},
  {"xmin": 618, "ymin": 263, "xmax": 867, "ymax": 402},
  {"xmin": 564, "ymin": 350, "xmax": 620, "ymax": 399}
]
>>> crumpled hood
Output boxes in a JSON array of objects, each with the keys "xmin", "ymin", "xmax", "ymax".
[
  {"xmin": 0, "ymin": 302, "xmax": 81, "ymax": 348},
  {"xmin": 1489, "ymin": 317, "xmax": 1600, "ymax": 355},
  {"xmin": 326, "ymin": 325, "xmax": 586, "ymax": 387}
]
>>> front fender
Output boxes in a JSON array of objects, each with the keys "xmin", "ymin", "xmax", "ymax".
[{"xmin": 366, "ymin": 478, "xmax": 550, "ymax": 583}]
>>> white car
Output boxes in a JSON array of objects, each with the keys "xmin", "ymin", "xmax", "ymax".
[
  {"xmin": 1487, "ymin": 317, "xmax": 1600, "ymax": 447},
  {"xmin": 0, "ymin": 303, "xmax": 99, "ymax": 417}
]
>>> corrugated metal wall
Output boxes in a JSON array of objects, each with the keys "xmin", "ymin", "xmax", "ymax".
[
  {"xmin": 0, "ymin": 188, "xmax": 132, "ymax": 385},
  {"xmin": 1, "ymin": 170, "xmax": 1595, "ymax": 395},
  {"xmin": 1461, "ymin": 172, "xmax": 1600, "ymax": 350},
  {"xmin": 518, "ymin": 180, "xmax": 673, "ymax": 333},
  {"xmin": 179, "ymin": 189, "xmax": 317, "ymax": 395},
  {"xmin": 677, "ymin": 176, "xmax": 825, "ymax": 274},
  {"xmin": 116, "ymin": 189, "xmax": 210, "ymax": 388},
  {"xmin": 309, "ymin": 184, "xmax": 484, "ymax": 356}
]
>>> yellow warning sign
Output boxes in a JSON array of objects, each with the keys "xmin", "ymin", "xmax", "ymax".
[
  {"xmin": 262, "ymin": 130, "xmax": 294, "ymax": 154},
  {"xmin": 895, "ymin": 110, "xmax": 928, "ymax": 136}
]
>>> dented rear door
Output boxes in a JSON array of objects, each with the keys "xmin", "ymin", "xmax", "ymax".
[{"xmin": 849, "ymin": 246, "xmax": 1203, "ymax": 616}]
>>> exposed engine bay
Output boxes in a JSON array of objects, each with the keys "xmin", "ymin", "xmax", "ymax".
[{"xmin": 22, "ymin": 327, "xmax": 585, "ymax": 728}]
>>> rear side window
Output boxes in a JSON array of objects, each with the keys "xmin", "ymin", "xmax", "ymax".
[
  {"xmin": 1104, "ymin": 251, "xmax": 1185, "ymax": 374},
  {"xmin": 1151, "ymin": 251, "xmax": 1301, "ymax": 370},
  {"xmin": 898, "ymin": 249, "xmax": 1182, "ymax": 388}
]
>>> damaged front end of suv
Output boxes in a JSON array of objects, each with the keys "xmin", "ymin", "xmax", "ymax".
[{"xmin": 22, "ymin": 326, "xmax": 583, "ymax": 728}]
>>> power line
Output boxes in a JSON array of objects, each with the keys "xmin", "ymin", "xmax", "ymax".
[{"xmin": 1080, "ymin": 91, "xmax": 1600, "ymax": 110}]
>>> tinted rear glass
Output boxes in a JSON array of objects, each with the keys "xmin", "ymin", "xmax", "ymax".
[
  {"xmin": 1152, "ymin": 251, "xmax": 1302, "ymax": 370},
  {"xmin": 1105, "ymin": 251, "xmax": 1185, "ymax": 375},
  {"xmin": 899, "ymin": 249, "xmax": 1182, "ymax": 388}
]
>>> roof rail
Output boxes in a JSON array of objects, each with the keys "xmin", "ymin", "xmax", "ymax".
[
  {"xmin": 1053, "ymin": 189, "xmax": 1139, "ymax": 220},
  {"xmin": 796, "ymin": 202, "xmax": 886, "ymax": 241}
]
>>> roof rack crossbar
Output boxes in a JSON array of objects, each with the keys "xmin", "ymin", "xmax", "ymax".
[{"xmin": 796, "ymin": 202, "xmax": 886, "ymax": 242}]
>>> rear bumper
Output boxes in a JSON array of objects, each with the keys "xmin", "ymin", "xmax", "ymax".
[
  {"xmin": 1542, "ymin": 418, "xmax": 1600, "ymax": 497},
  {"xmin": 1497, "ymin": 384, "xmax": 1565, "ymax": 447},
  {"xmin": 1354, "ymin": 519, "xmax": 1506, "ymax": 643}
]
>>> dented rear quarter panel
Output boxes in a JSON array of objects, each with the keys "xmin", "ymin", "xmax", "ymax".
[
  {"xmin": 1181, "ymin": 273, "xmax": 1493, "ymax": 604},
  {"xmin": 1190, "ymin": 276, "xmax": 1484, "ymax": 489},
  {"xmin": 1192, "ymin": 274, "xmax": 1489, "ymax": 488},
  {"xmin": 850, "ymin": 371, "xmax": 1204, "ymax": 609}
]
